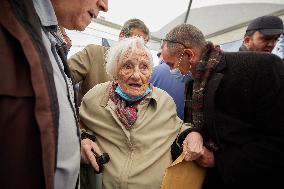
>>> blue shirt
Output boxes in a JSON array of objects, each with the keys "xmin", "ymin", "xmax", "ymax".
[
  {"xmin": 150, "ymin": 61, "xmax": 185, "ymax": 120},
  {"xmin": 272, "ymin": 34, "xmax": 284, "ymax": 59}
]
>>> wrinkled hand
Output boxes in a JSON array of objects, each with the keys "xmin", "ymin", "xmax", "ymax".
[
  {"xmin": 196, "ymin": 146, "xmax": 215, "ymax": 167},
  {"xmin": 81, "ymin": 138, "xmax": 102, "ymax": 172},
  {"xmin": 183, "ymin": 131, "xmax": 204, "ymax": 161}
]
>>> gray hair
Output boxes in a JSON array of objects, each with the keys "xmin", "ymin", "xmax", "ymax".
[
  {"xmin": 121, "ymin": 18, "xmax": 150, "ymax": 40},
  {"xmin": 164, "ymin": 23, "xmax": 206, "ymax": 54},
  {"xmin": 105, "ymin": 37, "xmax": 153, "ymax": 79}
]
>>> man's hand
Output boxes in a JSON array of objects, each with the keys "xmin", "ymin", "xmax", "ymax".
[
  {"xmin": 183, "ymin": 131, "xmax": 204, "ymax": 161},
  {"xmin": 81, "ymin": 138, "xmax": 102, "ymax": 172},
  {"xmin": 196, "ymin": 146, "xmax": 215, "ymax": 167}
]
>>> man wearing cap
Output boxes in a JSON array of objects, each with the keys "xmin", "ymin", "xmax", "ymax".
[{"xmin": 239, "ymin": 15, "xmax": 284, "ymax": 52}]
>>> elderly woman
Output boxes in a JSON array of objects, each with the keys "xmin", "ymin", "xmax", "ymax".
[{"xmin": 79, "ymin": 37, "xmax": 203, "ymax": 189}]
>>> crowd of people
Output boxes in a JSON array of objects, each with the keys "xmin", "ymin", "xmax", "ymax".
[{"xmin": 1, "ymin": 0, "xmax": 284, "ymax": 189}]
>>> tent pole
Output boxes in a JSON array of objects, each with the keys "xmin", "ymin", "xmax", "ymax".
[{"xmin": 184, "ymin": 0, "xmax": 193, "ymax": 23}]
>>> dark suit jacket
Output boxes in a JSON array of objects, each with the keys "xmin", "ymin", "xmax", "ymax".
[{"xmin": 199, "ymin": 51, "xmax": 284, "ymax": 189}]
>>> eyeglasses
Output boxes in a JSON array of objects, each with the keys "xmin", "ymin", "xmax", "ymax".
[{"xmin": 161, "ymin": 39, "xmax": 188, "ymax": 49}]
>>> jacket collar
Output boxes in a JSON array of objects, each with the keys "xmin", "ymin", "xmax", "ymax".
[
  {"xmin": 239, "ymin": 44, "xmax": 249, "ymax": 52},
  {"xmin": 32, "ymin": 0, "xmax": 58, "ymax": 31},
  {"xmin": 214, "ymin": 53, "xmax": 227, "ymax": 73},
  {"xmin": 204, "ymin": 53, "xmax": 226, "ymax": 142}
]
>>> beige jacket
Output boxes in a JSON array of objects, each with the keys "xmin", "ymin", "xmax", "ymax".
[
  {"xmin": 67, "ymin": 44, "xmax": 111, "ymax": 101},
  {"xmin": 80, "ymin": 82, "xmax": 187, "ymax": 189}
]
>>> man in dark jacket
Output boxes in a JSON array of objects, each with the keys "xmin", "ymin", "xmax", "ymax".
[
  {"xmin": 239, "ymin": 15, "xmax": 284, "ymax": 52},
  {"xmin": 0, "ymin": 0, "xmax": 107, "ymax": 189},
  {"xmin": 161, "ymin": 23, "xmax": 284, "ymax": 189}
]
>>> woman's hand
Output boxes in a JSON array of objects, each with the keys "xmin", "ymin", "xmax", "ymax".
[
  {"xmin": 182, "ymin": 131, "xmax": 204, "ymax": 161},
  {"xmin": 81, "ymin": 138, "xmax": 102, "ymax": 172},
  {"xmin": 196, "ymin": 146, "xmax": 215, "ymax": 167}
]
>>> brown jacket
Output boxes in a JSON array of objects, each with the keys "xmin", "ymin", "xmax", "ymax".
[
  {"xmin": 0, "ymin": 1, "xmax": 58, "ymax": 188},
  {"xmin": 68, "ymin": 44, "xmax": 111, "ymax": 102}
]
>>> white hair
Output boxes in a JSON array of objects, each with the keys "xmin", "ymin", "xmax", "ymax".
[{"xmin": 105, "ymin": 36, "xmax": 153, "ymax": 79}]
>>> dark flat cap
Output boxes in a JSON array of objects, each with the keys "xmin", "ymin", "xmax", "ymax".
[{"xmin": 246, "ymin": 15, "xmax": 284, "ymax": 35}]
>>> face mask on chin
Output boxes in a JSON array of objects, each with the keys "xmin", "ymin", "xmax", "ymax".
[{"xmin": 170, "ymin": 68, "xmax": 193, "ymax": 83}]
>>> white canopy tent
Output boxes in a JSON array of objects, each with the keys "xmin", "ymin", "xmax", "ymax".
[
  {"xmin": 151, "ymin": 0, "xmax": 284, "ymax": 43},
  {"xmin": 67, "ymin": 0, "xmax": 284, "ymax": 62}
]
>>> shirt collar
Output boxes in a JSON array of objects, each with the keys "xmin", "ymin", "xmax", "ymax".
[{"xmin": 32, "ymin": 0, "xmax": 58, "ymax": 27}]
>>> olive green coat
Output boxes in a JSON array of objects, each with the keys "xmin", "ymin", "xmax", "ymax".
[{"xmin": 67, "ymin": 44, "xmax": 111, "ymax": 102}]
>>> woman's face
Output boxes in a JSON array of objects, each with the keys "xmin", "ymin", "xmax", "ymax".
[{"xmin": 116, "ymin": 50, "xmax": 152, "ymax": 97}]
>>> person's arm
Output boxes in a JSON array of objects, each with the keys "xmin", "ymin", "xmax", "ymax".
[
  {"xmin": 81, "ymin": 137, "xmax": 102, "ymax": 172},
  {"xmin": 176, "ymin": 123, "xmax": 204, "ymax": 161},
  {"xmin": 182, "ymin": 131, "xmax": 204, "ymax": 161},
  {"xmin": 80, "ymin": 121, "xmax": 102, "ymax": 172},
  {"xmin": 67, "ymin": 44, "xmax": 95, "ymax": 83},
  {"xmin": 195, "ymin": 146, "xmax": 215, "ymax": 167}
]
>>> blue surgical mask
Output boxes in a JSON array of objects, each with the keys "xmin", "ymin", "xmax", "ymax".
[
  {"xmin": 170, "ymin": 68, "xmax": 193, "ymax": 83},
  {"xmin": 115, "ymin": 85, "xmax": 152, "ymax": 103}
]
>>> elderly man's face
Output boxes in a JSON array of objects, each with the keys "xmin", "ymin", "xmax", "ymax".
[
  {"xmin": 245, "ymin": 31, "xmax": 280, "ymax": 52},
  {"xmin": 161, "ymin": 43, "xmax": 191, "ymax": 75},
  {"xmin": 117, "ymin": 50, "xmax": 152, "ymax": 97},
  {"xmin": 51, "ymin": 0, "xmax": 108, "ymax": 31}
]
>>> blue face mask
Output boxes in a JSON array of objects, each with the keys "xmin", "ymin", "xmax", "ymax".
[
  {"xmin": 170, "ymin": 68, "xmax": 193, "ymax": 83},
  {"xmin": 115, "ymin": 85, "xmax": 152, "ymax": 103}
]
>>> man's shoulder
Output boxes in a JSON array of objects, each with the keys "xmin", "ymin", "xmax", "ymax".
[
  {"xmin": 223, "ymin": 51, "xmax": 280, "ymax": 58},
  {"xmin": 72, "ymin": 44, "xmax": 107, "ymax": 57},
  {"xmin": 68, "ymin": 44, "xmax": 107, "ymax": 65},
  {"xmin": 152, "ymin": 63, "xmax": 171, "ymax": 77},
  {"xmin": 85, "ymin": 44, "xmax": 106, "ymax": 49},
  {"xmin": 83, "ymin": 44, "xmax": 108, "ymax": 61},
  {"xmin": 154, "ymin": 62, "xmax": 170, "ymax": 70},
  {"xmin": 223, "ymin": 51, "xmax": 282, "ymax": 64},
  {"xmin": 82, "ymin": 81, "xmax": 110, "ymax": 103},
  {"xmin": 221, "ymin": 51, "xmax": 284, "ymax": 76}
]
